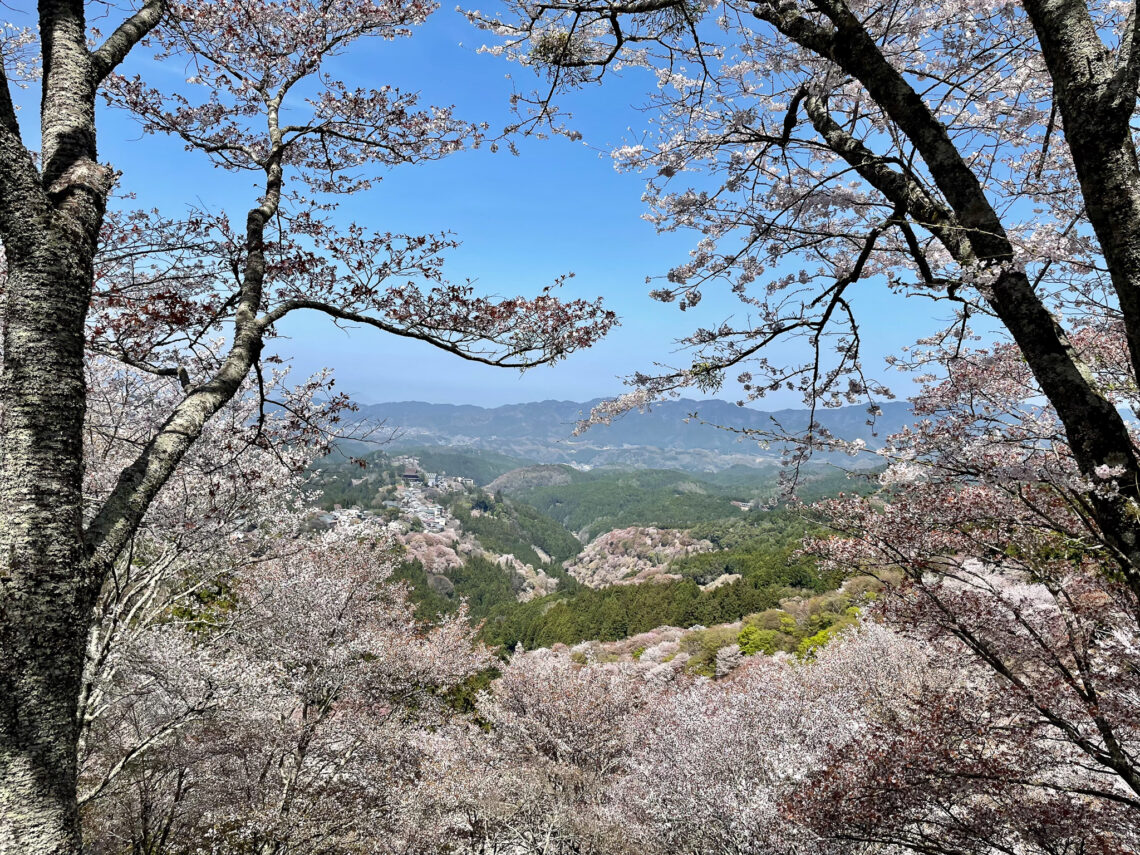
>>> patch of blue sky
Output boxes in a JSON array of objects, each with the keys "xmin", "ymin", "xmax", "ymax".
[{"xmin": 7, "ymin": 4, "xmax": 956, "ymax": 407}]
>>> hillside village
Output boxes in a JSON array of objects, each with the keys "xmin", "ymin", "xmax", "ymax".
[
  {"xmin": 309, "ymin": 455, "xmax": 475, "ymax": 533},
  {"xmin": 309, "ymin": 453, "xmax": 568, "ymax": 601}
]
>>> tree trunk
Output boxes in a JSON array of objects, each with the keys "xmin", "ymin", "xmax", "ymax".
[{"xmin": 0, "ymin": 227, "xmax": 98, "ymax": 852}]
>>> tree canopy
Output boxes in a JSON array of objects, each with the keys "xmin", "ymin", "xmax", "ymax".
[
  {"xmin": 473, "ymin": 0, "xmax": 1140, "ymax": 569},
  {"xmin": 0, "ymin": 3, "xmax": 613, "ymax": 851}
]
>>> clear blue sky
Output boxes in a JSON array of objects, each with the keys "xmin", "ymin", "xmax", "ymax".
[{"xmin": 16, "ymin": 4, "xmax": 949, "ymax": 407}]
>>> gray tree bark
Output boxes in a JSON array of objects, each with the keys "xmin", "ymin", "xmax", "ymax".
[
  {"xmin": 0, "ymin": 236, "xmax": 100, "ymax": 854},
  {"xmin": 0, "ymin": 3, "xmax": 247, "ymax": 851},
  {"xmin": 0, "ymin": 3, "xmax": 108, "ymax": 850}
]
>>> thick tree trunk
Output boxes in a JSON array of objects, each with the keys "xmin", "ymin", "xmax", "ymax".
[
  {"xmin": 1021, "ymin": 0, "xmax": 1140, "ymax": 387},
  {"xmin": 0, "ymin": 229, "xmax": 98, "ymax": 852},
  {"xmin": 0, "ymin": 5, "xmax": 168, "ymax": 847}
]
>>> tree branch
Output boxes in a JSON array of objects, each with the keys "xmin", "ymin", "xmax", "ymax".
[
  {"xmin": 0, "ymin": 64, "xmax": 46, "ymax": 257},
  {"xmin": 90, "ymin": 0, "xmax": 167, "ymax": 84},
  {"xmin": 261, "ymin": 300, "xmax": 572, "ymax": 368},
  {"xmin": 1021, "ymin": 0, "xmax": 1140, "ymax": 392},
  {"xmin": 762, "ymin": 1, "xmax": 1138, "ymax": 513},
  {"xmin": 802, "ymin": 91, "xmax": 973, "ymax": 264},
  {"xmin": 83, "ymin": 334, "xmax": 261, "ymax": 566}
]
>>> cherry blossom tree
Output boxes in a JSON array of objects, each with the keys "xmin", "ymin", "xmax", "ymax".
[
  {"xmin": 468, "ymin": 5, "xmax": 1140, "ymax": 846},
  {"xmin": 81, "ymin": 527, "xmax": 494, "ymax": 854},
  {"xmin": 0, "ymin": 3, "xmax": 614, "ymax": 851},
  {"xmin": 419, "ymin": 647, "xmax": 656, "ymax": 854},
  {"xmin": 471, "ymin": 0, "xmax": 1140, "ymax": 578},
  {"xmin": 75, "ymin": 356, "xmax": 332, "ymax": 820},
  {"xmin": 795, "ymin": 659, "xmax": 1140, "ymax": 854},
  {"xmin": 611, "ymin": 624, "xmax": 930, "ymax": 855},
  {"xmin": 798, "ymin": 331, "xmax": 1140, "ymax": 852}
]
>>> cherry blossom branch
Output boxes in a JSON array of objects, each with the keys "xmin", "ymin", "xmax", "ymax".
[
  {"xmin": 77, "ymin": 698, "xmax": 215, "ymax": 808},
  {"xmin": 757, "ymin": 1, "xmax": 1140, "ymax": 509},
  {"xmin": 86, "ymin": 342, "xmax": 180, "ymax": 378},
  {"xmin": 261, "ymin": 297, "xmax": 613, "ymax": 368},
  {"xmin": 84, "ymin": 0, "xmax": 615, "ymax": 580},
  {"xmin": 84, "ymin": 322, "xmax": 264, "ymax": 567},
  {"xmin": 802, "ymin": 91, "xmax": 973, "ymax": 265}
]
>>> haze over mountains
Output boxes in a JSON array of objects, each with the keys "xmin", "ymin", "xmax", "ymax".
[{"xmin": 355, "ymin": 398, "xmax": 913, "ymax": 470}]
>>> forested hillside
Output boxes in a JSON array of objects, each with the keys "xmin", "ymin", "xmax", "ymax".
[
  {"xmin": 489, "ymin": 464, "xmax": 875, "ymax": 540},
  {"xmin": 398, "ymin": 447, "xmax": 533, "ymax": 485},
  {"xmin": 480, "ymin": 510, "xmax": 834, "ymax": 649},
  {"xmin": 305, "ymin": 447, "xmax": 854, "ymax": 662}
]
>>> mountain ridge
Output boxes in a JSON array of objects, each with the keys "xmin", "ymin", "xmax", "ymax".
[{"xmin": 355, "ymin": 398, "xmax": 913, "ymax": 470}]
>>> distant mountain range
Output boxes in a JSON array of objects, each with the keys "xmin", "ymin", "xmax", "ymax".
[{"xmin": 353, "ymin": 398, "xmax": 914, "ymax": 471}]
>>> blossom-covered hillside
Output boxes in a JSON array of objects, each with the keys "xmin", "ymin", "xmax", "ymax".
[{"xmin": 564, "ymin": 526, "xmax": 716, "ymax": 587}]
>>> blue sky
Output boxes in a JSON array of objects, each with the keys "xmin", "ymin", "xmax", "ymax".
[{"xmin": 16, "ymin": 4, "xmax": 949, "ymax": 407}]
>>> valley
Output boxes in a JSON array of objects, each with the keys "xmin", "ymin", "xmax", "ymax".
[{"xmin": 309, "ymin": 410, "xmax": 883, "ymax": 677}]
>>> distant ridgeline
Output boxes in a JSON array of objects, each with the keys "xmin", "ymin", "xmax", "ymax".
[
  {"xmin": 308, "ymin": 438, "xmax": 883, "ymax": 674},
  {"xmin": 349, "ymin": 398, "xmax": 912, "ymax": 470}
]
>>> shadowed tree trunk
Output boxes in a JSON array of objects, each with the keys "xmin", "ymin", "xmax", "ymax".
[
  {"xmin": 0, "ymin": 244, "xmax": 99, "ymax": 852},
  {"xmin": 0, "ymin": 3, "xmax": 114, "ymax": 848}
]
